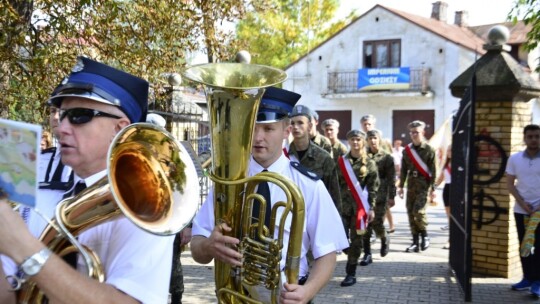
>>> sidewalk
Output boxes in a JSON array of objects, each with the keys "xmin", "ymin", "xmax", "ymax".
[{"xmin": 180, "ymin": 193, "xmax": 534, "ymax": 303}]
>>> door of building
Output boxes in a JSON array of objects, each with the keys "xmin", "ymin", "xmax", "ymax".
[
  {"xmin": 392, "ymin": 110, "xmax": 434, "ymax": 143},
  {"xmin": 316, "ymin": 110, "xmax": 352, "ymax": 142}
]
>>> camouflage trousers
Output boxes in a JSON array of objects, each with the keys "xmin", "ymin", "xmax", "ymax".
[
  {"xmin": 364, "ymin": 201, "xmax": 388, "ymax": 241},
  {"xmin": 405, "ymin": 184, "xmax": 429, "ymax": 235},
  {"xmin": 345, "ymin": 215, "xmax": 366, "ymax": 265}
]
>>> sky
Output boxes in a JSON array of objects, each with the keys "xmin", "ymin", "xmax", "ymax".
[{"xmin": 337, "ymin": 0, "xmax": 518, "ymax": 26}]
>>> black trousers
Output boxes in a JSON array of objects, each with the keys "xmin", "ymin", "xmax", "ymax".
[
  {"xmin": 515, "ymin": 213, "xmax": 540, "ymax": 281},
  {"xmin": 442, "ymin": 183, "xmax": 450, "ymax": 207}
]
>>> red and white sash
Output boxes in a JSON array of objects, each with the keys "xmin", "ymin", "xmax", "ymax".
[
  {"xmin": 282, "ymin": 147, "xmax": 299, "ymax": 162},
  {"xmin": 405, "ymin": 144, "xmax": 432, "ymax": 181},
  {"xmin": 338, "ymin": 156, "xmax": 370, "ymax": 233}
]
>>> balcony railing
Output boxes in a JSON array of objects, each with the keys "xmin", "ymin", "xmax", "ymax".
[{"xmin": 327, "ymin": 67, "xmax": 430, "ymax": 94}]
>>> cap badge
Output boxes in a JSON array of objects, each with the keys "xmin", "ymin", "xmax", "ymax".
[
  {"xmin": 296, "ymin": 105, "xmax": 303, "ymax": 113},
  {"xmin": 71, "ymin": 58, "xmax": 85, "ymax": 73}
]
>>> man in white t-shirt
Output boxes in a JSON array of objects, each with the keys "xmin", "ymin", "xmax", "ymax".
[{"xmin": 506, "ymin": 124, "xmax": 540, "ymax": 298}]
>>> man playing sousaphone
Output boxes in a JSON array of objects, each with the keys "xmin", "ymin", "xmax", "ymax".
[{"xmin": 191, "ymin": 87, "xmax": 348, "ymax": 303}]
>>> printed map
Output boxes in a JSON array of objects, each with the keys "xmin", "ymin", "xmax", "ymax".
[{"xmin": 0, "ymin": 119, "xmax": 41, "ymax": 207}]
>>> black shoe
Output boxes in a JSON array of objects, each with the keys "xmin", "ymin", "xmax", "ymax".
[
  {"xmin": 381, "ymin": 238, "xmax": 390, "ymax": 257},
  {"xmin": 340, "ymin": 275, "xmax": 356, "ymax": 287},
  {"xmin": 421, "ymin": 236, "xmax": 430, "ymax": 251},
  {"xmin": 406, "ymin": 243, "xmax": 419, "ymax": 253},
  {"xmin": 359, "ymin": 253, "xmax": 372, "ymax": 266},
  {"xmin": 406, "ymin": 234, "xmax": 419, "ymax": 252}
]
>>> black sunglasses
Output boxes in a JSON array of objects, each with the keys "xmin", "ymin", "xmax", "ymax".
[{"xmin": 59, "ymin": 108, "xmax": 122, "ymax": 125}]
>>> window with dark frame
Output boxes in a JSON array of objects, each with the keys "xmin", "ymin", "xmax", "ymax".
[{"xmin": 363, "ymin": 39, "xmax": 401, "ymax": 68}]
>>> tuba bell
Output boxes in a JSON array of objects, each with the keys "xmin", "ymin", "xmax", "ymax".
[
  {"xmin": 183, "ymin": 63, "xmax": 305, "ymax": 304},
  {"xmin": 16, "ymin": 123, "xmax": 200, "ymax": 303}
]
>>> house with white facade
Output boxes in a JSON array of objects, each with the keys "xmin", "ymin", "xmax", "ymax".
[{"xmin": 283, "ymin": 1, "xmax": 539, "ymax": 142}]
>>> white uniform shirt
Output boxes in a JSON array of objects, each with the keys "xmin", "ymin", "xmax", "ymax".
[
  {"xmin": 2, "ymin": 170, "xmax": 174, "ymax": 304},
  {"xmin": 32, "ymin": 149, "xmax": 73, "ymax": 236},
  {"xmin": 392, "ymin": 146, "xmax": 404, "ymax": 166},
  {"xmin": 506, "ymin": 150, "xmax": 540, "ymax": 214},
  {"xmin": 192, "ymin": 154, "xmax": 349, "ymax": 277}
]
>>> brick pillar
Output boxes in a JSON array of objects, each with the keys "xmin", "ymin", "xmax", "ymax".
[
  {"xmin": 471, "ymin": 101, "xmax": 532, "ymax": 277},
  {"xmin": 450, "ymin": 25, "xmax": 540, "ymax": 278}
]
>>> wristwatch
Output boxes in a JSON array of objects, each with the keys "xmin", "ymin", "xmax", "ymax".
[{"xmin": 20, "ymin": 248, "xmax": 52, "ymax": 277}]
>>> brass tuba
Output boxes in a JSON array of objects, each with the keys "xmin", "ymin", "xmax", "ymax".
[
  {"xmin": 183, "ymin": 63, "xmax": 305, "ymax": 304},
  {"xmin": 17, "ymin": 123, "xmax": 200, "ymax": 303}
]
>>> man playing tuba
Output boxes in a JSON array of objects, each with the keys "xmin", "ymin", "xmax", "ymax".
[
  {"xmin": 191, "ymin": 87, "xmax": 349, "ymax": 303},
  {"xmin": 0, "ymin": 57, "xmax": 175, "ymax": 303}
]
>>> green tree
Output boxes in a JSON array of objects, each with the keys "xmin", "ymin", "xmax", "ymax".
[
  {"xmin": 192, "ymin": 0, "xmax": 247, "ymax": 63},
  {"xmin": 509, "ymin": 0, "xmax": 540, "ymax": 71},
  {"xmin": 1, "ymin": 0, "xmax": 246, "ymax": 125},
  {"xmin": 235, "ymin": 0, "xmax": 355, "ymax": 69}
]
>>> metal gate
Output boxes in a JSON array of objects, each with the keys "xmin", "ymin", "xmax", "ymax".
[
  {"xmin": 149, "ymin": 85, "xmax": 211, "ymax": 205},
  {"xmin": 449, "ymin": 80, "xmax": 475, "ymax": 302}
]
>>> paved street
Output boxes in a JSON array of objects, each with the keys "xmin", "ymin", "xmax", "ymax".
[{"xmin": 180, "ymin": 192, "xmax": 535, "ymax": 303}]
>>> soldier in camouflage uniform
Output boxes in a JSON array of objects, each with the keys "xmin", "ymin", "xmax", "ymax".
[
  {"xmin": 360, "ymin": 114, "xmax": 394, "ymax": 242},
  {"xmin": 338, "ymin": 129, "xmax": 379, "ymax": 287},
  {"xmin": 364, "ymin": 129, "xmax": 396, "ymax": 262},
  {"xmin": 360, "ymin": 114, "xmax": 393, "ymax": 153},
  {"xmin": 322, "ymin": 118, "xmax": 348, "ymax": 162},
  {"xmin": 398, "ymin": 120, "xmax": 436, "ymax": 252},
  {"xmin": 288, "ymin": 105, "xmax": 342, "ymax": 213},
  {"xmin": 309, "ymin": 109, "xmax": 334, "ymax": 157}
]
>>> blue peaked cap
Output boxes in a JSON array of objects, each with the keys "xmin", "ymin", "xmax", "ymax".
[
  {"xmin": 49, "ymin": 56, "xmax": 149, "ymax": 123},
  {"xmin": 257, "ymin": 87, "xmax": 301, "ymax": 123}
]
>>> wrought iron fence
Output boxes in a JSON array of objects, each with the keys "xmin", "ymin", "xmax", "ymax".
[{"xmin": 149, "ymin": 86, "xmax": 211, "ymax": 205}]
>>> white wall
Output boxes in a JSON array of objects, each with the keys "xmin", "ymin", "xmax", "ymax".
[{"xmin": 284, "ymin": 6, "xmax": 479, "ymax": 138}]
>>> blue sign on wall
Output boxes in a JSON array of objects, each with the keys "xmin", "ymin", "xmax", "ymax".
[{"xmin": 357, "ymin": 67, "xmax": 410, "ymax": 91}]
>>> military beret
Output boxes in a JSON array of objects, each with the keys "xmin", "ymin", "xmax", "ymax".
[
  {"xmin": 322, "ymin": 118, "xmax": 339, "ymax": 128},
  {"xmin": 408, "ymin": 120, "xmax": 426, "ymax": 129},
  {"xmin": 311, "ymin": 109, "xmax": 319, "ymax": 121},
  {"xmin": 290, "ymin": 104, "xmax": 313, "ymax": 120},
  {"xmin": 257, "ymin": 87, "xmax": 301, "ymax": 123},
  {"xmin": 366, "ymin": 129, "xmax": 382, "ymax": 138},
  {"xmin": 346, "ymin": 129, "xmax": 366, "ymax": 139},
  {"xmin": 360, "ymin": 114, "xmax": 376, "ymax": 123},
  {"xmin": 49, "ymin": 56, "xmax": 149, "ymax": 123}
]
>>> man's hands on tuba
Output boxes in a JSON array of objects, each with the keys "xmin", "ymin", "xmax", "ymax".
[{"xmin": 191, "ymin": 222, "xmax": 242, "ymax": 267}]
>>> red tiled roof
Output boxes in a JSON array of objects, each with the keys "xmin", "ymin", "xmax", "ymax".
[
  {"xmin": 285, "ymin": 4, "xmax": 511, "ymax": 69},
  {"xmin": 380, "ymin": 4, "xmax": 486, "ymax": 54},
  {"xmin": 468, "ymin": 21, "xmax": 531, "ymax": 45}
]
